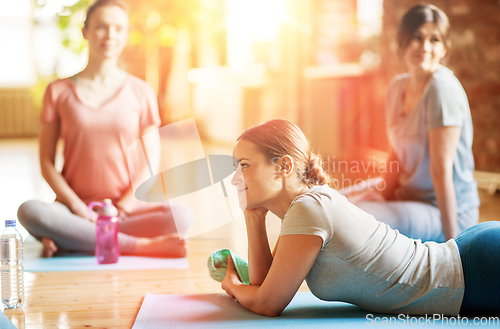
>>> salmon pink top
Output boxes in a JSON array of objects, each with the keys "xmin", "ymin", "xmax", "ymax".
[{"xmin": 40, "ymin": 74, "xmax": 161, "ymax": 204}]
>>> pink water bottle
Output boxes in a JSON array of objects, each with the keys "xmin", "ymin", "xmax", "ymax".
[{"xmin": 88, "ymin": 199, "xmax": 120, "ymax": 264}]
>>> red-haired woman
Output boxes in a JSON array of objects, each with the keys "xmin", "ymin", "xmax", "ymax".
[
  {"xmin": 18, "ymin": 0, "xmax": 192, "ymax": 258},
  {"xmin": 222, "ymin": 119, "xmax": 499, "ymax": 317}
]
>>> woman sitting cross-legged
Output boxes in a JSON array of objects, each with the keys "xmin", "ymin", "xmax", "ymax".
[
  {"xmin": 17, "ymin": 0, "xmax": 193, "ymax": 258},
  {"xmin": 222, "ymin": 119, "xmax": 500, "ymax": 317}
]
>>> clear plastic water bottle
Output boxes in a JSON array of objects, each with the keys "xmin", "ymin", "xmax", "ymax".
[{"xmin": 1, "ymin": 219, "xmax": 24, "ymax": 309}]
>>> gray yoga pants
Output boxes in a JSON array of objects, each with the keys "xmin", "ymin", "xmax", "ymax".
[
  {"xmin": 356, "ymin": 200, "xmax": 479, "ymax": 242},
  {"xmin": 17, "ymin": 200, "xmax": 194, "ymax": 254}
]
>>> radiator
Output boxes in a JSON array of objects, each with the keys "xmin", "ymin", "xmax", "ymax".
[{"xmin": 0, "ymin": 88, "xmax": 39, "ymax": 137}]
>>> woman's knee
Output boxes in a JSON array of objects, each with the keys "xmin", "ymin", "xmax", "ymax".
[
  {"xmin": 17, "ymin": 200, "xmax": 64, "ymax": 234},
  {"xmin": 17, "ymin": 200, "xmax": 44, "ymax": 228}
]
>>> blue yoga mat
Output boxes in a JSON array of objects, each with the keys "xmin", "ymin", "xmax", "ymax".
[
  {"xmin": 24, "ymin": 256, "xmax": 188, "ymax": 272},
  {"xmin": 0, "ymin": 311, "xmax": 16, "ymax": 329},
  {"xmin": 132, "ymin": 292, "xmax": 491, "ymax": 328}
]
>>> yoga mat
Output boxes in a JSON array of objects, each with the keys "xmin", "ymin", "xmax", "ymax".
[
  {"xmin": 24, "ymin": 256, "xmax": 188, "ymax": 272},
  {"xmin": 132, "ymin": 292, "xmax": 489, "ymax": 328},
  {"xmin": 0, "ymin": 311, "xmax": 16, "ymax": 329}
]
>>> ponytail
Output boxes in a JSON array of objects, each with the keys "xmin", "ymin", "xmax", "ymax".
[{"xmin": 304, "ymin": 152, "xmax": 331, "ymax": 188}]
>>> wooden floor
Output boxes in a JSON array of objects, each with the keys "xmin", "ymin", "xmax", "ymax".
[
  {"xmin": 0, "ymin": 138, "xmax": 288, "ymax": 328},
  {"xmin": 8, "ymin": 220, "xmax": 286, "ymax": 328},
  {"xmin": 0, "ymin": 138, "xmax": 498, "ymax": 328}
]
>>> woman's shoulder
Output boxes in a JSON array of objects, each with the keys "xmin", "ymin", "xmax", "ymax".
[
  {"xmin": 390, "ymin": 72, "xmax": 410, "ymax": 83},
  {"xmin": 289, "ymin": 185, "xmax": 337, "ymax": 212},
  {"xmin": 386, "ymin": 73, "xmax": 410, "ymax": 101},
  {"xmin": 283, "ymin": 185, "xmax": 335, "ymax": 243},
  {"xmin": 429, "ymin": 66, "xmax": 464, "ymax": 90},
  {"xmin": 125, "ymin": 74, "xmax": 155, "ymax": 93},
  {"xmin": 46, "ymin": 77, "xmax": 74, "ymax": 92},
  {"xmin": 432, "ymin": 66, "xmax": 459, "ymax": 81},
  {"xmin": 427, "ymin": 66, "xmax": 467, "ymax": 99},
  {"xmin": 298, "ymin": 184, "xmax": 336, "ymax": 200},
  {"xmin": 388, "ymin": 73, "xmax": 410, "ymax": 89},
  {"xmin": 44, "ymin": 77, "xmax": 75, "ymax": 101},
  {"xmin": 123, "ymin": 73, "xmax": 158, "ymax": 103}
]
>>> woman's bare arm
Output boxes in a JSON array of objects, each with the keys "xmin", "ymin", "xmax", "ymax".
[
  {"xmin": 222, "ymin": 234, "xmax": 323, "ymax": 316},
  {"xmin": 380, "ymin": 148, "xmax": 400, "ymax": 200},
  {"xmin": 115, "ymin": 124, "xmax": 160, "ymax": 213},
  {"xmin": 429, "ymin": 126, "xmax": 461, "ymax": 240},
  {"xmin": 244, "ymin": 208, "xmax": 273, "ymax": 286},
  {"xmin": 39, "ymin": 122, "xmax": 91, "ymax": 220}
]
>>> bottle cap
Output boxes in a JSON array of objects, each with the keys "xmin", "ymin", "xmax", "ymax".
[
  {"xmin": 99, "ymin": 199, "xmax": 118, "ymax": 217},
  {"xmin": 5, "ymin": 220, "xmax": 16, "ymax": 227}
]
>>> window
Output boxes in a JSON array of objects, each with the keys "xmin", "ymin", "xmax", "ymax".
[
  {"xmin": 0, "ymin": 0, "xmax": 86, "ymax": 87},
  {"xmin": 0, "ymin": 0, "xmax": 35, "ymax": 86}
]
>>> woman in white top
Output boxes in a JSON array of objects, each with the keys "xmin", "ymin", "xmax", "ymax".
[{"xmin": 222, "ymin": 119, "xmax": 500, "ymax": 317}]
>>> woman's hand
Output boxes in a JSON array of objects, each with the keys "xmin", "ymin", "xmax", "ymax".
[
  {"xmin": 116, "ymin": 207, "xmax": 129, "ymax": 222},
  {"xmin": 71, "ymin": 199, "xmax": 97, "ymax": 222},
  {"xmin": 244, "ymin": 207, "xmax": 272, "ymax": 285},
  {"xmin": 40, "ymin": 122, "xmax": 96, "ymax": 221},
  {"xmin": 115, "ymin": 197, "xmax": 138, "ymax": 215},
  {"xmin": 219, "ymin": 234, "xmax": 323, "ymax": 317},
  {"xmin": 221, "ymin": 255, "xmax": 242, "ymax": 298}
]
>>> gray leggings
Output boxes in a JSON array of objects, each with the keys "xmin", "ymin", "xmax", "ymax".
[
  {"xmin": 355, "ymin": 201, "xmax": 479, "ymax": 242},
  {"xmin": 17, "ymin": 200, "xmax": 194, "ymax": 254}
]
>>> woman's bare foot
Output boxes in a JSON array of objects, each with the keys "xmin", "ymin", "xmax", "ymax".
[
  {"xmin": 41, "ymin": 237, "xmax": 58, "ymax": 258},
  {"xmin": 134, "ymin": 234, "xmax": 187, "ymax": 258}
]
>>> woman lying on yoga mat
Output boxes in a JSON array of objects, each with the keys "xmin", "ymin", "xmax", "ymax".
[
  {"xmin": 17, "ymin": 0, "xmax": 192, "ymax": 258},
  {"xmin": 222, "ymin": 119, "xmax": 500, "ymax": 317}
]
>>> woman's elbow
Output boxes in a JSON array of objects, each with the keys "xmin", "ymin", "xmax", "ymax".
[
  {"xmin": 264, "ymin": 310, "xmax": 282, "ymax": 317},
  {"xmin": 253, "ymin": 297, "xmax": 286, "ymax": 317},
  {"xmin": 40, "ymin": 166, "xmax": 49, "ymax": 182},
  {"xmin": 255, "ymin": 305, "xmax": 283, "ymax": 317},
  {"xmin": 40, "ymin": 163, "xmax": 54, "ymax": 182},
  {"xmin": 430, "ymin": 172, "xmax": 455, "ymax": 193},
  {"xmin": 430, "ymin": 163, "xmax": 452, "ymax": 181}
]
